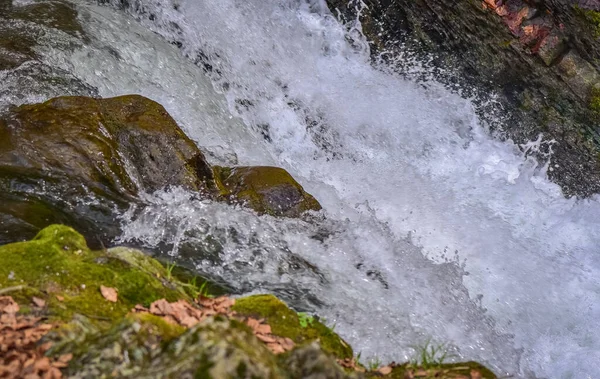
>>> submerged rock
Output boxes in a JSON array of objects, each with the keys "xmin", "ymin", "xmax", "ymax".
[
  {"xmin": 0, "ymin": 0, "xmax": 97, "ymax": 109},
  {"xmin": 214, "ymin": 166, "xmax": 322, "ymax": 217}
]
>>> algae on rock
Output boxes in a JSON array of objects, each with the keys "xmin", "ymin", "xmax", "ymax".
[
  {"xmin": 214, "ymin": 166, "xmax": 322, "ymax": 218},
  {"xmin": 0, "ymin": 95, "xmax": 321, "ymax": 248}
]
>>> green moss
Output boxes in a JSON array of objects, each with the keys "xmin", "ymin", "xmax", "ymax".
[
  {"xmin": 575, "ymin": 7, "xmax": 600, "ymax": 37},
  {"xmin": 232, "ymin": 294, "xmax": 353, "ymax": 360},
  {"xmin": 132, "ymin": 313, "xmax": 187, "ymax": 341},
  {"xmin": 590, "ymin": 86, "xmax": 600, "ymax": 113},
  {"xmin": 0, "ymin": 225, "xmax": 190, "ymax": 322}
]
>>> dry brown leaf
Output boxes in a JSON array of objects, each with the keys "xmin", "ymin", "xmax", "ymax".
[
  {"xmin": 266, "ymin": 342, "xmax": 285, "ymax": 354},
  {"xmin": 150, "ymin": 299, "xmax": 171, "ymax": 315},
  {"xmin": 246, "ymin": 318, "xmax": 260, "ymax": 330},
  {"xmin": 0, "ymin": 297, "xmax": 66, "ymax": 378},
  {"xmin": 179, "ymin": 316, "xmax": 199, "ymax": 328},
  {"xmin": 133, "ymin": 304, "xmax": 148, "ymax": 312},
  {"xmin": 100, "ymin": 286, "xmax": 118, "ymax": 303},
  {"xmin": 378, "ymin": 365, "xmax": 393, "ymax": 375},
  {"xmin": 280, "ymin": 337, "xmax": 295, "ymax": 351},
  {"xmin": 32, "ymin": 297, "xmax": 46, "ymax": 308},
  {"xmin": 0, "ymin": 296, "xmax": 20, "ymax": 314},
  {"xmin": 57, "ymin": 354, "xmax": 72, "ymax": 364},
  {"xmin": 55, "ymin": 296, "xmax": 64, "ymax": 302},
  {"xmin": 255, "ymin": 324, "xmax": 271, "ymax": 335},
  {"xmin": 470, "ymin": 370, "xmax": 482, "ymax": 379}
]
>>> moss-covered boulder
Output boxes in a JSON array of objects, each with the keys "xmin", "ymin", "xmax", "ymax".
[
  {"xmin": 0, "ymin": 95, "xmax": 321, "ymax": 246},
  {"xmin": 1, "ymin": 95, "xmax": 213, "ymax": 195},
  {"xmin": 214, "ymin": 166, "xmax": 321, "ymax": 217},
  {"xmin": 0, "ymin": 95, "xmax": 215, "ymax": 246},
  {"xmin": 0, "ymin": 224, "xmax": 194, "ymax": 322}
]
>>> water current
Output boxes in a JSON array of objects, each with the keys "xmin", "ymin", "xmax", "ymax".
[{"xmin": 3, "ymin": 0, "xmax": 600, "ymax": 377}]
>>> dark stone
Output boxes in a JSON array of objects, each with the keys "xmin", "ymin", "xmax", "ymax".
[{"xmin": 0, "ymin": 95, "xmax": 215, "ymax": 247}]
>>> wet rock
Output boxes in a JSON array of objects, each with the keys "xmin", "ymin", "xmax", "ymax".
[
  {"xmin": 0, "ymin": 0, "xmax": 84, "ymax": 71},
  {"xmin": 214, "ymin": 166, "xmax": 322, "ymax": 217},
  {"xmin": 50, "ymin": 316, "xmax": 282, "ymax": 378},
  {"xmin": 0, "ymin": 94, "xmax": 321, "ymax": 245},
  {"xmin": 0, "ymin": 95, "xmax": 214, "ymax": 246},
  {"xmin": 326, "ymin": 0, "xmax": 600, "ymax": 197}
]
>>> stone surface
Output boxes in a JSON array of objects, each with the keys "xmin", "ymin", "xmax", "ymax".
[
  {"xmin": 0, "ymin": 94, "xmax": 322, "ymax": 246},
  {"xmin": 214, "ymin": 166, "xmax": 322, "ymax": 218},
  {"xmin": 0, "ymin": 95, "xmax": 214, "ymax": 246}
]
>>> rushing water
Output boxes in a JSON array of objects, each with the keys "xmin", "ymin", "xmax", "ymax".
[{"xmin": 4, "ymin": 0, "xmax": 600, "ymax": 377}]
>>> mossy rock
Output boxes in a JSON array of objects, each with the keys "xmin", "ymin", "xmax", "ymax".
[
  {"xmin": 0, "ymin": 224, "xmax": 195, "ymax": 322},
  {"xmin": 0, "ymin": 95, "xmax": 215, "ymax": 246},
  {"xmin": 47, "ymin": 316, "xmax": 284, "ymax": 378},
  {"xmin": 1, "ymin": 95, "xmax": 213, "ymax": 195},
  {"xmin": 213, "ymin": 166, "xmax": 322, "ymax": 217},
  {"xmin": 232, "ymin": 294, "xmax": 352, "ymax": 360},
  {"xmin": 0, "ymin": 226, "xmax": 497, "ymax": 378}
]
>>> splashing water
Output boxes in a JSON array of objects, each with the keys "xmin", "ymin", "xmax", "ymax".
[{"xmin": 5, "ymin": 0, "xmax": 600, "ymax": 377}]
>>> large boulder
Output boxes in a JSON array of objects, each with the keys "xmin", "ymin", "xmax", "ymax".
[
  {"xmin": 0, "ymin": 95, "xmax": 321, "ymax": 247},
  {"xmin": 0, "ymin": 95, "xmax": 215, "ymax": 246}
]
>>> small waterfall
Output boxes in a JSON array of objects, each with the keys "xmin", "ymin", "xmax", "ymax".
[{"xmin": 3, "ymin": 0, "xmax": 600, "ymax": 377}]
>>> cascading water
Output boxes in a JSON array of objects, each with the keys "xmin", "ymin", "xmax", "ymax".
[{"xmin": 3, "ymin": 0, "xmax": 600, "ymax": 377}]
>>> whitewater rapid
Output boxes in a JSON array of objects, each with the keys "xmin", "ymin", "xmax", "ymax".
[{"xmin": 6, "ymin": 0, "xmax": 600, "ymax": 377}]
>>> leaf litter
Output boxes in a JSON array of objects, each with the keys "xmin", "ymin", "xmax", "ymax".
[
  {"xmin": 0, "ymin": 296, "xmax": 72, "ymax": 378},
  {"xmin": 132, "ymin": 295, "xmax": 295, "ymax": 355}
]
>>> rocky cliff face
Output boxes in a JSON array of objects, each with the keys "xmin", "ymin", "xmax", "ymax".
[{"xmin": 327, "ymin": 0, "xmax": 600, "ymax": 197}]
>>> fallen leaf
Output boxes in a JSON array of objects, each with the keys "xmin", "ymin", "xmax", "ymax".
[
  {"xmin": 57, "ymin": 354, "xmax": 72, "ymax": 364},
  {"xmin": 32, "ymin": 297, "xmax": 46, "ymax": 308},
  {"xmin": 280, "ymin": 337, "xmax": 295, "ymax": 351},
  {"xmin": 378, "ymin": 365, "xmax": 392, "ymax": 375},
  {"xmin": 100, "ymin": 286, "xmax": 118, "ymax": 303},
  {"xmin": 255, "ymin": 324, "xmax": 271, "ymax": 335},
  {"xmin": 0, "ymin": 296, "xmax": 20, "ymax": 314},
  {"xmin": 266, "ymin": 342, "xmax": 285, "ymax": 354},
  {"xmin": 470, "ymin": 369, "xmax": 483, "ymax": 379},
  {"xmin": 246, "ymin": 318, "xmax": 260, "ymax": 330},
  {"xmin": 55, "ymin": 295, "xmax": 64, "ymax": 302}
]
